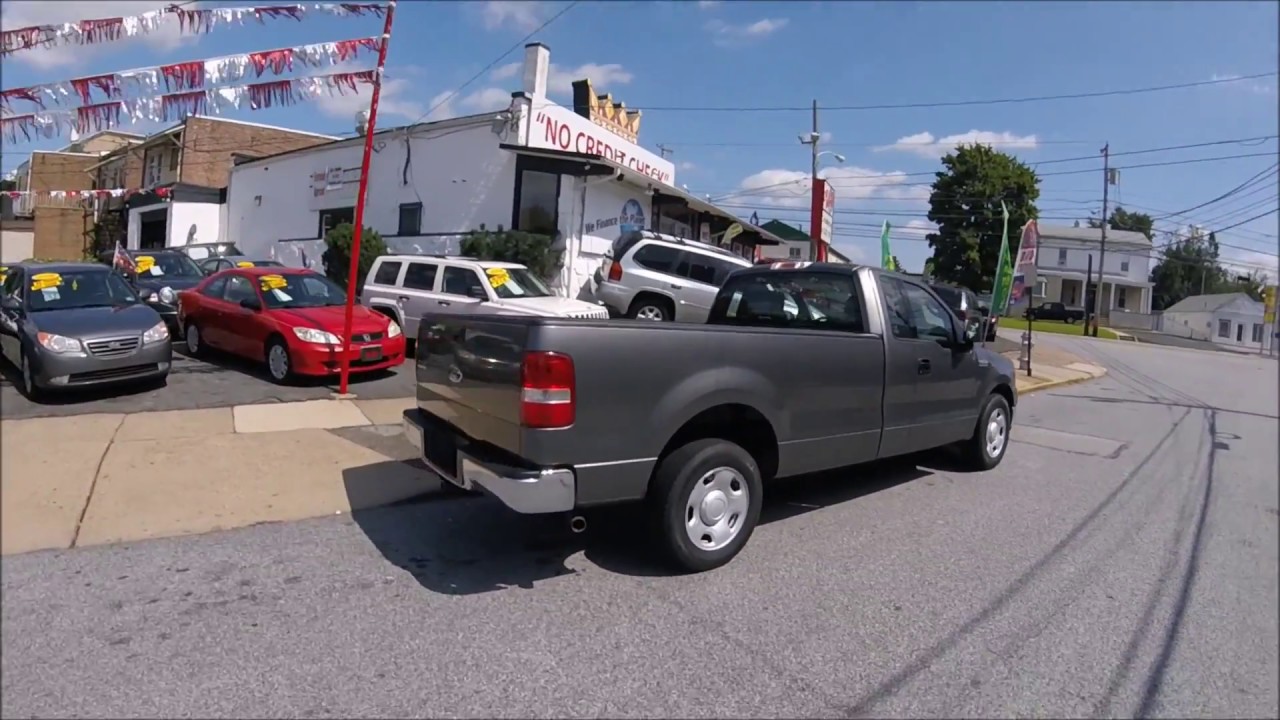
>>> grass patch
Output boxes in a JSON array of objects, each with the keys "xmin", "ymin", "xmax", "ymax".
[{"xmin": 1014, "ymin": 319, "xmax": 1119, "ymax": 339}]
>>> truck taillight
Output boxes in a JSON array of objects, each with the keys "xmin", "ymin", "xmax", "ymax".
[
  {"xmin": 521, "ymin": 351, "xmax": 575, "ymax": 429},
  {"xmin": 607, "ymin": 260, "xmax": 623, "ymax": 282}
]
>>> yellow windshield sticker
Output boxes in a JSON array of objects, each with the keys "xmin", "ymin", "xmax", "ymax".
[
  {"xmin": 30, "ymin": 272, "xmax": 62, "ymax": 291},
  {"xmin": 135, "ymin": 255, "xmax": 156, "ymax": 273},
  {"xmin": 485, "ymin": 267, "xmax": 509, "ymax": 289},
  {"xmin": 236, "ymin": 261, "xmax": 255, "ymax": 268},
  {"xmin": 259, "ymin": 274, "xmax": 288, "ymax": 292}
]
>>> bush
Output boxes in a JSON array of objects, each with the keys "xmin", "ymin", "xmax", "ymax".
[
  {"xmin": 460, "ymin": 229, "xmax": 560, "ymax": 280},
  {"xmin": 322, "ymin": 222, "xmax": 387, "ymax": 292}
]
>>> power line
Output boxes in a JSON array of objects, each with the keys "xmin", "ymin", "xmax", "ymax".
[{"xmin": 1151, "ymin": 164, "xmax": 1279, "ymax": 220}]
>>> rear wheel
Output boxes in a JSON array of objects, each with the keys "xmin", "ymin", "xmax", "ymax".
[
  {"xmin": 648, "ymin": 438, "xmax": 763, "ymax": 572},
  {"xmin": 959, "ymin": 393, "xmax": 1012, "ymax": 471},
  {"xmin": 628, "ymin": 296, "xmax": 673, "ymax": 322},
  {"xmin": 265, "ymin": 337, "xmax": 293, "ymax": 384}
]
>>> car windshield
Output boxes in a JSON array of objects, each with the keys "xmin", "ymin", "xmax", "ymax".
[
  {"xmin": 26, "ymin": 270, "xmax": 138, "ymax": 312},
  {"xmin": 485, "ymin": 267, "xmax": 553, "ymax": 299},
  {"xmin": 133, "ymin": 252, "xmax": 203, "ymax": 279},
  {"xmin": 182, "ymin": 243, "xmax": 243, "ymax": 261},
  {"xmin": 257, "ymin": 272, "xmax": 347, "ymax": 309}
]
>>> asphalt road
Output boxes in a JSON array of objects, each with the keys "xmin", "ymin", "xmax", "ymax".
[
  {"xmin": 0, "ymin": 342, "xmax": 416, "ymax": 420},
  {"xmin": 3, "ymin": 338, "xmax": 1277, "ymax": 718}
]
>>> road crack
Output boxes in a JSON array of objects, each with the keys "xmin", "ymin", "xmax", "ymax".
[{"xmin": 70, "ymin": 413, "xmax": 126, "ymax": 549}]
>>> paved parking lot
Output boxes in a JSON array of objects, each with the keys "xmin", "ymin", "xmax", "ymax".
[{"xmin": 0, "ymin": 342, "xmax": 415, "ymax": 420}]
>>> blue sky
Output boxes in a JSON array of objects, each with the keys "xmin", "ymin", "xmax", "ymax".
[{"xmin": 3, "ymin": 0, "xmax": 1277, "ymax": 277}]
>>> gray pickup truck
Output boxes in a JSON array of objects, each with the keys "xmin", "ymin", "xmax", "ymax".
[{"xmin": 403, "ymin": 262, "xmax": 1018, "ymax": 571}]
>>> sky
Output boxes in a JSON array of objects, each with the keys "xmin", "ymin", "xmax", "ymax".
[{"xmin": 2, "ymin": 0, "xmax": 1277, "ymax": 279}]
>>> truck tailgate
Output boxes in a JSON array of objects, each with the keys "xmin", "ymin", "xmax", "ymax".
[{"xmin": 415, "ymin": 313, "xmax": 531, "ymax": 456}]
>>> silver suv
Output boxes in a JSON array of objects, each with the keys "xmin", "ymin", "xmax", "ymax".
[{"xmin": 593, "ymin": 231, "xmax": 751, "ymax": 322}]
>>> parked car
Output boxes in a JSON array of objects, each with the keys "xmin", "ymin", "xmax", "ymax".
[
  {"xmin": 98, "ymin": 248, "xmax": 207, "ymax": 336},
  {"xmin": 178, "ymin": 267, "xmax": 405, "ymax": 384},
  {"xmin": 173, "ymin": 242, "xmax": 244, "ymax": 262},
  {"xmin": 361, "ymin": 254, "xmax": 608, "ymax": 342},
  {"xmin": 593, "ymin": 230, "xmax": 752, "ymax": 322},
  {"xmin": 198, "ymin": 256, "xmax": 283, "ymax": 275},
  {"xmin": 930, "ymin": 282, "xmax": 996, "ymax": 342},
  {"xmin": 403, "ymin": 262, "xmax": 1017, "ymax": 572},
  {"xmin": 0, "ymin": 262, "xmax": 171, "ymax": 398},
  {"xmin": 1024, "ymin": 301, "xmax": 1085, "ymax": 323}
]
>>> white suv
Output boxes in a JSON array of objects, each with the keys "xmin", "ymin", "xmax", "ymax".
[
  {"xmin": 593, "ymin": 231, "xmax": 752, "ymax": 322},
  {"xmin": 361, "ymin": 255, "xmax": 608, "ymax": 340}
]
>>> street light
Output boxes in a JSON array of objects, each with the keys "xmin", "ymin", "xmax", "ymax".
[{"xmin": 816, "ymin": 150, "xmax": 846, "ymax": 166}]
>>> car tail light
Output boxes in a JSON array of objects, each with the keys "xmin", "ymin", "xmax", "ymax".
[
  {"xmin": 521, "ymin": 351, "xmax": 575, "ymax": 429},
  {"xmin": 607, "ymin": 260, "xmax": 623, "ymax": 282}
]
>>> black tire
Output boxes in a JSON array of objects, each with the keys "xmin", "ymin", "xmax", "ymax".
[
  {"xmin": 183, "ymin": 321, "xmax": 205, "ymax": 358},
  {"xmin": 627, "ymin": 296, "xmax": 673, "ymax": 322},
  {"xmin": 265, "ymin": 336, "xmax": 293, "ymax": 385},
  {"xmin": 959, "ymin": 393, "xmax": 1012, "ymax": 471},
  {"xmin": 19, "ymin": 347, "xmax": 42, "ymax": 401},
  {"xmin": 648, "ymin": 438, "xmax": 763, "ymax": 573}
]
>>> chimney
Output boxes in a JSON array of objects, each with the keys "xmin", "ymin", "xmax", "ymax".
[{"xmin": 523, "ymin": 43, "xmax": 550, "ymax": 99}]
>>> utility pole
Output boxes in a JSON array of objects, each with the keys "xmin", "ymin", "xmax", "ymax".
[
  {"xmin": 798, "ymin": 99, "xmax": 823, "ymax": 260},
  {"xmin": 657, "ymin": 144, "xmax": 673, "ymax": 159},
  {"xmin": 1091, "ymin": 142, "xmax": 1111, "ymax": 337},
  {"xmin": 810, "ymin": 99, "xmax": 820, "ymax": 182}
]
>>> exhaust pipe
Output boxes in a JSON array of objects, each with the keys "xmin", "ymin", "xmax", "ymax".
[{"xmin": 569, "ymin": 515, "xmax": 588, "ymax": 534}]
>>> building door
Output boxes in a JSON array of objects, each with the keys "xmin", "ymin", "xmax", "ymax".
[
  {"xmin": 139, "ymin": 209, "xmax": 167, "ymax": 250},
  {"xmin": 1236, "ymin": 323, "xmax": 1244, "ymax": 342}
]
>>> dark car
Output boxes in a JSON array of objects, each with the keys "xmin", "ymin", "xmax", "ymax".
[
  {"xmin": 197, "ymin": 256, "xmax": 283, "ymax": 275},
  {"xmin": 929, "ymin": 283, "xmax": 996, "ymax": 342},
  {"xmin": 403, "ymin": 263, "xmax": 1017, "ymax": 572},
  {"xmin": 99, "ymin": 249, "xmax": 207, "ymax": 336},
  {"xmin": 0, "ymin": 262, "xmax": 172, "ymax": 399},
  {"xmin": 1024, "ymin": 301, "xmax": 1085, "ymax": 323},
  {"xmin": 173, "ymin": 242, "xmax": 244, "ymax": 262}
]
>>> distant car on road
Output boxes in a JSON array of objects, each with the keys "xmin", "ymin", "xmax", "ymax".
[
  {"xmin": 197, "ymin": 256, "xmax": 283, "ymax": 275},
  {"xmin": 0, "ymin": 262, "xmax": 171, "ymax": 399},
  {"xmin": 1024, "ymin": 301, "xmax": 1085, "ymax": 323},
  {"xmin": 178, "ymin": 267, "xmax": 406, "ymax": 384}
]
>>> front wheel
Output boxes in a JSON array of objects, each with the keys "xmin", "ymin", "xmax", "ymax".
[
  {"xmin": 265, "ymin": 338, "xmax": 294, "ymax": 385},
  {"xmin": 648, "ymin": 438, "xmax": 763, "ymax": 573},
  {"xmin": 184, "ymin": 322, "xmax": 205, "ymax": 357},
  {"xmin": 959, "ymin": 393, "xmax": 1012, "ymax": 471},
  {"xmin": 19, "ymin": 347, "xmax": 41, "ymax": 401}
]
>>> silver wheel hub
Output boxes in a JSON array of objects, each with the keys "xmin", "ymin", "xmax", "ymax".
[
  {"xmin": 269, "ymin": 345, "xmax": 288, "ymax": 378},
  {"xmin": 186, "ymin": 326, "xmax": 199, "ymax": 353},
  {"xmin": 685, "ymin": 467, "xmax": 749, "ymax": 552},
  {"xmin": 986, "ymin": 408, "xmax": 1007, "ymax": 458},
  {"xmin": 637, "ymin": 306, "xmax": 663, "ymax": 320}
]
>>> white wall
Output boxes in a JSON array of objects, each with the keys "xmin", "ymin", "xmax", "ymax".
[
  {"xmin": 1161, "ymin": 310, "xmax": 1212, "ymax": 341},
  {"xmin": 759, "ymin": 238, "xmax": 808, "ymax": 261},
  {"xmin": 1, "ymin": 230, "xmax": 34, "ymax": 263},
  {"xmin": 167, "ymin": 201, "xmax": 222, "ymax": 247},
  {"xmin": 552, "ymin": 176, "xmax": 651, "ymax": 300},
  {"xmin": 1040, "ymin": 239, "xmax": 1151, "ymax": 284},
  {"xmin": 226, "ymin": 118, "xmax": 517, "ymax": 268}
]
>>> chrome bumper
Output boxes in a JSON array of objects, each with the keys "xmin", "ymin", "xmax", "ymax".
[{"xmin": 402, "ymin": 409, "xmax": 576, "ymax": 514}]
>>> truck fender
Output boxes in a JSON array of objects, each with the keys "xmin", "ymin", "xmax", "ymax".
[{"xmin": 649, "ymin": 366, "xmax": 788, "ymax": 455}]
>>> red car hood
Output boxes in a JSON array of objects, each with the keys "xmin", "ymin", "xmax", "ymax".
[{"xmin": 273, "ymin": 305, "xmax": 389, "ymax": 336}]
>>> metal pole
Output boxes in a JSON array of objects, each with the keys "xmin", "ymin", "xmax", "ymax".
[
  {"xmin": 1091, "ymin": 142, "xmax": 1110, "ymax": 337},
  {"xmin": 338, "ymin": 0, "xmax": 397, "ymax": 396},
  {"xmin": 810, "ymin": 99, "xmax": 823, "ymax": 262}
]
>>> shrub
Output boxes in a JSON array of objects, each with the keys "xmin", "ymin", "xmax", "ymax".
[
  {"xmin": 322, "ymin": 222, "xmax": 387, "ymax": 292},
  {"xmin": 460, "ymin": 229, "xmax": 560, "ymax": 280}
]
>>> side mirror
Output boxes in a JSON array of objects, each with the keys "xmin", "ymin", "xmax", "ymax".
[
  {"xmin": 467, "ymin": 286, "xmax": 488, "ymax": 301},
  {"xmin": 239, "ymin": 297, "xmax": 262, "ymax": 311}
]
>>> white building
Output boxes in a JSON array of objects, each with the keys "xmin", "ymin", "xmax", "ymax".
[
  {"xmin": 1035, "ymin": 225, "xmax": 1153, "ymax": 317},
  {"xmin": 1160, "ymin": 292, "xmax": 1273, "ymax": 352},
  {"xmin": 225, "ymin": 43, "xmax": 782, "ymax": 298}
]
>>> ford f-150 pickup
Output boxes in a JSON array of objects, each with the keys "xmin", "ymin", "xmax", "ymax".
[{"xmin": 403, "ymin": 262, "xmax": 1018, "ymax": 572}]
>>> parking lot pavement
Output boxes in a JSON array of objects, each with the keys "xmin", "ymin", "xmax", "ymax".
[
  {"xmin": 0, "ymin": 343, "xmax": 416, "ymax": 420},
  {"xmin": 2, "ymin": 338, "xmax": 1275, "ymax": 718}
]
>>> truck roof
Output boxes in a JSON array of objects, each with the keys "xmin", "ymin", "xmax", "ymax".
[{"xmin": 734, "ymin": 261, "xmax": 869, "ymax": 277}]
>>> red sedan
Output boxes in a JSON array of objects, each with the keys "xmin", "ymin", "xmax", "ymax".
[{"xmin": 177, "ymin": 267, "xmax": 406, "ymax": 383}]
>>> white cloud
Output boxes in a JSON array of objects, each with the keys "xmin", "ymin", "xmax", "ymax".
[
  {"xmin": 314, "ymin": 74, "xmax": 426, "ymax": 123},
  {"xmin": 696, "ymin": 0, "xmax": 722, "ymax": 8},
  {"xmin": 679, "ymin": 161, "xmax": 697, "ymax": 171},
  {"xmin": 726, "ymin": 165, "xmax": 926, "ymax": 209},
  {"xmin": 875, "ymin": 130, "xmax": 1040, "ymax": 158},
  {"xmin": 1221, "ymin": 247, "xmax": 1280, "ymax": 281},
  {"xmin": 491, "ymin": 61, "xmax": 633, "ymax": 97},
  {"xmin": 479, "ymin": 1, "xmax": 548, "ymax": 32},
  {"xmin": 1210, "ymin": 73, "xmax": 1276, "ymax": 96},
  {"xmin": 705, "ymin": 17, "xmax": 788, "ymax": 47},
  {"xmin": 0, "ymin": 0, "xmax": 199, "ymax": 69},
  {"xmin": 898, "ymin": 219, "xmax": 937, "ymax": 237}
]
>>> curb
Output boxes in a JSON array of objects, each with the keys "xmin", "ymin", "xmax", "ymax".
[{"xmin": 1017, "ymin": 367, "xmax": 1109, "ymax": 396}]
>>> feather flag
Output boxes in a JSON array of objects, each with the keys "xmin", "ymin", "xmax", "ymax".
[
  {"xmin": 880, "ymin": 220, "xmax": 896, "ymax": 270},
  {"xmin": 991, "ymin": 201, "xmax": 1014, "ymax": 316}
]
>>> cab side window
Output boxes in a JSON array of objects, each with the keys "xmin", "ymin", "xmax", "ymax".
[
  {"xmin": 201, "ymin": 275, "xmax": 229, "ymax": 299},
  {"xmin": 880, "ymin": 277, "xmax": 917, "ymax": 339},
  {"xmin": 441, "ymin": 267, "xmax": 485, "ymax": 297},
  {"xmin": 224, "ymin": 275, "xmax": 257, "ymax": 303},
  {"xmin": 899, "ymin": 281, "xmax": 956, "ymax": 341}
]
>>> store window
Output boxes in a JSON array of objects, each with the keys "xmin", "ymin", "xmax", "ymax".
[
  {"xmin": 515, "ymin": 169, "xmax": 559, "ymax": 235},
  {"xmin": 397, "ymin": 202, "xmax": 422, "ymax": 236},
  {"xmin": 1252, "ymin": 323, "xmax": 1264, "ymax": 343},
  {"xmin": 318, "ymin": 207, "xmax": 355, "ymax": 238},
  {"xmin": 1217, "ymin": 319, "xmax": 1231, "ymax": 338}
]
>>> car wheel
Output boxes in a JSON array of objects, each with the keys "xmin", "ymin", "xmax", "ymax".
[
  {"xmin": 265, "ymin": 338, "xmax": 293, "ymax": 384},
  {"xmin": 959, "ymin": 393, "xmax": 1012, "ymax": 471},
  {"xmin": 648, "ymin": 438, "xmax": 763, "ymax": 573},
  {"xmin": 628, "ymin": 297, "xmax": 671, "ymax": 322},
  {"xmin": 184, "ymin": 322, "xmax": 205, "ymax": 357},
  {"xmin": 19, "ymin": 348, "xmax": 41, "ymax": 401}
]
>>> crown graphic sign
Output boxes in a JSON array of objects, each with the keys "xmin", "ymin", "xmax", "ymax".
[{"xmin": 572, "ymin": 79, "xmax": 642, "ymax": 144}]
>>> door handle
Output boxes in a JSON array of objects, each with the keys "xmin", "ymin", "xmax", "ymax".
[
  {"xmin": 397, "ymin": 296, "xmax": 409, "ymax": 304},
  {"xmin": 438, "ymin": 300, "xmax": 451, "ymax": 307},
  {"xmin": 669, "ymin": 283, "xmax": 683, "ymax": 289},
  {"xmin": 917, "ymin": 359, "xmax": 932, "ymax": 375}
]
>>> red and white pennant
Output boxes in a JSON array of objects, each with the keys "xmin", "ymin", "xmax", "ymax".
[
  {"xmin": 1, "ymin": 37, "xmax": 381, "ymax": 109},
  {"xmin": 4, "ymin": 187, "xmax": 173, "ymax": 200},
  {"xmin": 1, "ymin": 3, "xmax": 385, "ymax": 55}
]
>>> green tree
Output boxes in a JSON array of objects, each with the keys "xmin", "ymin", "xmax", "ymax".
[
  {"xmin": 1087, "ymin": 206, "xmax": 1155, "ymax": 240},
  {"xmin": 925, "ymin": 144, "xmax": 1040, "ymax": 292},
  {"xmin": 321, "ymin": 222, "xmax": 387, "ymax": 293},
  {"xmin": 461, "ymin": 228, "xmax": 560, "ymax": 280},
  {"xmin": 1149, "ymin": 230, "xmax": 1224, "ymax": 309}
]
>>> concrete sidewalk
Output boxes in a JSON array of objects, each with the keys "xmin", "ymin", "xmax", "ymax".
[{"xmin": 1, "ymin": 355, "xmax": 1105, "ymax": 557}]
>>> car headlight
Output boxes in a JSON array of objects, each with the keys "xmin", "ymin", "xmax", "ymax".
[
  {"xmin": 158, "ymin": 286, "xmax": 175, "ymax": 304},
  {"xmin": 142, "ymin": 321, "xmax": 169, "ymax": 345},
  {"xmin": 36, "ymin": 331, "xmax": 85, "ymax": 355},
  {"xmin": 292, "ymin": 327, "xmax": 341, "ymax": 345},
  {"xmin": 386, "ymin": 320, "xmax": 402, "ymax": 338}
]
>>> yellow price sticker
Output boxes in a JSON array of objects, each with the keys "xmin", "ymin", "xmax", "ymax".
[
  {"xmin": 485, "ymin": 267, "xmax": 509, "ymax": 289},
  {"xmin": 236, "ymin": 261, "xmax": 256, "ymax": 268},
  {"xmin": 135, "ymin": 255, "xmax": 156, "ymax": 273},
  {"xmin": 30, "ymin": 272, "xmax": 63, "ymax": 291},
  {"xmin": 259, "ymin": 274, "xmax": 288, "ymax": 292}
]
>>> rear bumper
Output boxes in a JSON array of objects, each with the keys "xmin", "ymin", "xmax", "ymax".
[
  {"xmin": 402, "ymin": 408, "xmax": 576, "ymax": 514},
  {"xmin": 592, "ymin": 280, "xmax": 632, "ymax": 316}
]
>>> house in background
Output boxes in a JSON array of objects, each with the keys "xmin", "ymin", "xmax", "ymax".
[
  {"xmin": 756, "ymin": 219, "xmax": 852, "ymax": 262},
  {"xmin": 1160, "ymin": 292, "xmax": 1272, "ymax": 352},
  {"xmin": 1035, "ymin": 224, "xmax": 1153, "ymax": 317}
]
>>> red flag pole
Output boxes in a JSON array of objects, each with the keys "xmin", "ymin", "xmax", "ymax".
[{"xmin": 338, "ymin": 0, "xmax": 397, "ymax": 396}]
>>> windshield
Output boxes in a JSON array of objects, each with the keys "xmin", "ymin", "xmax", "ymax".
[
  {"xmin": 257, "ymin": 272, "xmax": 347, "ymax": 309},
  {"xmin": 485, "ymin": 267, "xmax": 553, "ymax": 299},
  {"xmin": 133, "ymin": 252, "xmax": 203, "ymax": 279},
  {"xmin": 27, "ymin": 270, "xmax": 138, "ymax": 312},
  {"xmin": 182, "ymin": 243, "xmax": 244, "ymax": 261}
]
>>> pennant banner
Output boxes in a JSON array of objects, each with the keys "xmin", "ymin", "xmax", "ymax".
[
  {"xmin": 1, "ymin": 69, "xmax": 378, "ymax": 143},
  {"xmin": 1, "ymin": 38, "xmax": 381, "ymax": 109},
  {"xmin": 1, "ymin": 3, "xmax": 385, "ymax": 55},
  {"xmin": 4, "ymin": 187, "xmax": 172, "ymax": 201}
]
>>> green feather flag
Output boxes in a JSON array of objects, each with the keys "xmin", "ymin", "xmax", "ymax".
[
  {"xmin": 991, "ymin": 201, "xmax": 1014, "ymax": 315},
  {"xmin": 880, "ymin": 220, "xmax": 894, "ymax": 270}
]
